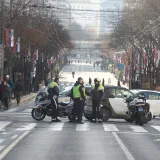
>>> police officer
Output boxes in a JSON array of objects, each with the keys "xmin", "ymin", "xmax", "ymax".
[
  {"xmin": 71, "ymin": 77, "xmax": 86, "ymax": 124},
  {"xmin": 48, "ymin": 77, "xmax": 61, "ymax": 122},
  {"xmin": 91, "ymin": 78, "xmax": 104, "ymax": 123}
]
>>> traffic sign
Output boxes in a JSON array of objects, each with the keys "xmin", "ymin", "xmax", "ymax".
[{"xmin": 118, "ymin": 64, "xmax": 124, "ymax": 70}]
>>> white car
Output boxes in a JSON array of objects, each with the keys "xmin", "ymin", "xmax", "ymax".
[{"xmin": 130, "ymin": 89, "xmax": 160, "ymax": 118}]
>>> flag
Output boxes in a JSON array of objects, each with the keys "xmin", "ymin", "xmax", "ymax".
[
  {"xmin": 28, "ymin": 45, "xmax": 31, "ymax": 57},
  {"xmin": 36, "ymin": 50, "xmax": 38, "ymax": 60},
  {"xmin": 143, "ymin": 51, "xmax": 146, "ymax": 66},
  {"xmin": 154, "ymin": 47, "xmax": 158, "ymax": 62},
  {"xmin": 33, "ymin": 50, "xmax": 36, "ymax": 60},
  {"xmin": 17, "ymin": 37, "xmax": 20, "ymax": 52},
  {"xmin": 5, "ymin": 29, "xmax": 14, "ymax": 47}
]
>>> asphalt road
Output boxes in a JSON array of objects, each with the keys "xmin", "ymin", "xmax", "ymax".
[{"xmin": 0, "ymin": 63, "xmax": 160, "ymax": 160}]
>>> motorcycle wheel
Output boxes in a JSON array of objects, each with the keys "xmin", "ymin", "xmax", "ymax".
[
  {"xmin": 31, "ymin": 108, "xmax": 46, "ymax": 121},
  {"xmin": 68, "ymin": 112, "xmax": 74, "ymax": 121},
  {"xmin": 139, "ymin": 114, "xmax": 145, "ymax": 126}
]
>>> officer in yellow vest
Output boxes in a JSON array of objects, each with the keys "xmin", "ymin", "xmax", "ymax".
[
  {"xmin": 91, "ymin": 78, "xmax": 104, "ymax": 123},
  {"xmin": 71, "ymin": 77, "xmax": 86, "ymax": 124},
  {"xmin": 48, "ymin": 77, "xmax": 61, "ymax": 122}
]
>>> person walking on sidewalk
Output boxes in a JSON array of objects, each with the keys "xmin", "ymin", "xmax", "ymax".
[
  {"xmin": 14, "ymin": 79, "xmax": 23, "ymax": 106},
  {"xmin": 48, "ymin": 77, "xmax": 61, "ymax": 122},
  {"xmin": 5, "ymin": 75, "xmax": 14, "ymax": 98},
  {"xmin": 72, "ymin": 71, "xmax": 75, "ymax": 78},
  {"xmin": 71, "ymin": 77, "xmax": 86, "ymax": 124}
]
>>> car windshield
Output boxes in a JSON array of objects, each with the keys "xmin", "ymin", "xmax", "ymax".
[{"xmin": 130, "ymin": 90, "xmax": 140, "ymax": 95}]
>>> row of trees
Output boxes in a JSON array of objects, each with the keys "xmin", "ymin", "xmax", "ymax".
[
  {"xmin": 108, "ymin": 0, "xmax": 160, "ymax": 89},
  {"xmin": 0, "ymin": 0, "xmax": 73, "ymax": 93}
]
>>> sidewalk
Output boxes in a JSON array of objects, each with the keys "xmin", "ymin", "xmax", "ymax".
[{"xmin": 11, "ymin": 93, "xmax": 37, "ymax": 106}]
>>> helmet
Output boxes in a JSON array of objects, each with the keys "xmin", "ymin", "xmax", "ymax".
[
  {"xmin": 78, "ymin": 77, "xmax": 83, "ymax": 81},
  {"xmin": 94, "ymin": 78, "xmax": 101, "ymax": 83}
]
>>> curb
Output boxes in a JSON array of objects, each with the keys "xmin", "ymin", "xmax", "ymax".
[{"xmin": 11, "ymin": 95, "xmax": 36, "ymax": 106}]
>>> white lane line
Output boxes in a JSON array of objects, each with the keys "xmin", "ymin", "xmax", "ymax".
[
  {"xmin": 112, "ymin": 132, "xmax": 135, "ymax": 160},
  {"xmin": 0, "ymin": 139, "xmax": 4, "ymax": 144},
  {"xmin": 5, "ymin": 108, "xmax": 18, "ymax": 113},
  {"xmin": 151, "ymin": 126, "xmax": 160, "ymax": 132},
  {"xmin": 0, "ymin": 122, "xmax": 11, "ymax": 130},
  {"xmin": 0, "ymin": 146, "xmax": 5, "ymax": 151},
  {"xmin": 76, "ymin": 122, "xmax": 90, "ymax": 131},
  {"xmin": 16, "ymin": 123, "xmax": 37, "ymax": 131},
  {"xmin": 0, "ymin": 131, "xmax": 30, "ymax": 159},
  {"xmin": 51, "ymin": 122, "xmax": 64, "ymax": 131},
  {"xmin": 102, "ymin": 124, "xmax": 119, "ymax": 132},
  {"xmin": 11, "ymin": 135, "xmax": 18, "ymax": 140},
  {"xmin": 129, "ymin": 125, "xmax": 148, "ymax": 133},
  {"xmin": 23, "ymin": 109, "xmax": 32, "ymax": 113}
]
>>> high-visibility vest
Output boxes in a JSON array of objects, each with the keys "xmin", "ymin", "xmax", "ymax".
[
  {"xmin": 92, "ymin": 84, "xmax": 104, "ymax": 91},
  {"xmin": 73, "ymin": 84, "xmax": 81, "ymax": 98},
  {"xmin": 49, "ymin": 81, "xmax": 58, "ymax": 88},
  {"xmin": 82, "ymin": 87, "xmax": 86, "ymax": 97}
]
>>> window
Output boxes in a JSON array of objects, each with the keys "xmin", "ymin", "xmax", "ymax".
[
  {"xmin": 148, "ymin": 92, "xmax": 159, "ymax": 100},
  {"xmin": 116, "ymin": 88, "xmax": 133, "ymax": 98},
  {"xmin": 104, "ymin": 88, "xmax": 116, "ymax": 97}
]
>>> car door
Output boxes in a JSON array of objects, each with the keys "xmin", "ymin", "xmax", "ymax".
[
  {"xmin": 109, "ymin": 88, "xmax": 133, "ymax": 115},
  {"xmin": 147, "ymin": 92, "xmax": 159, "ymax": 116}
]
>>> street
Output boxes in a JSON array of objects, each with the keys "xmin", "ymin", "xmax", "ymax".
[{"xmin": 0, "ymin": 63, "xmax": 160, "ymax": 160}]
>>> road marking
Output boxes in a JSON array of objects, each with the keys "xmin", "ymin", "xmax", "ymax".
[
  {"xmin": 0, "ymin": 139, "xmax": 4, "ymax": 144},
  {"xmin": 151, "ymin": 125, "xmax": 160, "ymax": 132},
  {"xmin": 102, "ymin": 124, "xmax": 119, "ymax": 132},
  {"xmin": 5, "ymin": 108, "xmax": 18, "ymax": 113},
  {"xmin": 154, "ymin": 139, "xmax": 160, "ymax": 142},
  {"xmin": 16, "ymin": 123, "xmax": 37, "ymax": 131},
  {"xmin": 129, "ymin": 125, "xmax": 148, "ymax": 133},
  {"xmin": 112, "ymin": 132, "xmax": 135, "ymax": 160},
  {"xmin": 0, "ymin": 131, "xmax": 30, "ymax": 159},
  {"xmin": 76, "ymin": 122, "xmax": 90, "ymax": 131},
  {"xmin": 0, "ymin": 122, "xmax": 11, "ymax": 130},
  {"xmin": 0, "ymin": 146, "xmax": 5, "ymax": 151},
  {"xmin": 23, "ymin": 109, "xmax": 32, "ymax": 113},
  {"xmin": 51, "ymin": 122, "xmax": 64, "ymax": 131},
  {"xmin": 11, "ymin": 135, "xmax": 18, "ymax": 140}
]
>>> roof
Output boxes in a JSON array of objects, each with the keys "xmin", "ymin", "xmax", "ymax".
[{"xmin": 130, "ymin": 89, "xmax": 160, "ymax": 94}]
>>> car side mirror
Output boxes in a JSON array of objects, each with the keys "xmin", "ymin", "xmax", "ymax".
[{"xmin": 109, "ymin": 95, "xmax": 115, "ymax": 98}]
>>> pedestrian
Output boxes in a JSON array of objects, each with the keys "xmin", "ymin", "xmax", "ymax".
[
  {"xmin": 5, "ymin": 75, "xmax": 14, "ymax": 98},
  {"xmin": 117, "ymin": 80, "xmax": 121, "ymax": 87},
  {"xmin": 102, "ymin": 78, "xmax": 105, "ymax": 86},
  {"xmin": 1, "ymin": 80, "xmax": 11, "ymax": 110},
  {"xmin": 91, "ymin": 78, "xmax": 104, "ymax": 123},
  {"xmin": 38, "ymin": 80, "xmax": 46, "ymax": 93},
  {"xmin": 89, "ymin": 77, "xmax": 92, "ymax": 85},
  {"xmin": 72, "ymin": 71, "xmax": 75, "ymax": 78},
  {"xmin": 71, "ymin": 77, "xmax": 86, "ymax": 124},
  {"xmin": 14, "ymin": 79, "xmax": 23, "ymax": 106},
  {"xmin": 108, "ymin": 78, "xmax": 111, "ymax": 85},
  {"xmin": 48, "ymin": 77, "xmax": 61, "ymax": 122}
]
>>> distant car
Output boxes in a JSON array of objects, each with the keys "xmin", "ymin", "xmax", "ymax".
[
  {"xmin": 130, "ymin": 89, "xmax": 160, "ymax": 119},
  {"xmin": 84, "ymin": 86, "xmax": 151, "ymax": 122}
]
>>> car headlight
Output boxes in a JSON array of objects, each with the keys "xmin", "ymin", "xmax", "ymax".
[{"xmin": 100, "ymin": 104, "xmax": 103, "ymax": 107}]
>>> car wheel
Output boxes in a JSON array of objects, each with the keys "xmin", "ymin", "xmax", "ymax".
[
  {"xmin": 84, "ymin": 114, "xmax": 93, "ymax": 121},
  {"xmin": 100, "ymin": 108, "xmax": 110, "ymax": 122}
]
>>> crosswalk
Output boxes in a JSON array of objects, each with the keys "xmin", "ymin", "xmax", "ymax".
[{"xmin": 1, "ymin": 121, "xmax": 160, "ymax": 134}]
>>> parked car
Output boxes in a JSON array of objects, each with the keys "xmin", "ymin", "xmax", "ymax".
[
  {"xmin": 84, "ymin": 86, "xmax": 152, "ymax": 122},
  {"xmin": 130, "ymin": 89, "xmax": 160, "ymax": 119}
]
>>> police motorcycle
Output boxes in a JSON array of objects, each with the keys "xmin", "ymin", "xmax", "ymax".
[
  {"xmin": 124, "ymin": 95, "xmax": 150, "ymax": 126},
  {"xmin": 31, "ymin": 89, "xmax": 74, "ymax": 121}
]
